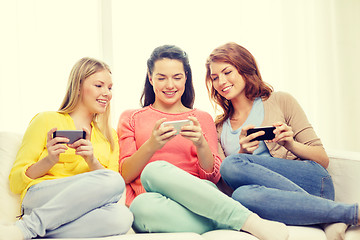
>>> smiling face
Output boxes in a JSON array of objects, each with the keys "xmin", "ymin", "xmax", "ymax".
[
  {"xmin": 149, "ymin": 58, "xmax": 187, "ymax": 110},
  {"xmin": 209, "ymin": 61, "xmax": 246, "ymax": 100},
  {"xmin": 79, "ymin": 69, "xmax": 113, "ymax": 115}
]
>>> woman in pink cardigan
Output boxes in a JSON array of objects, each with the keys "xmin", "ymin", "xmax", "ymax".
[{"xmin": 117, "ymin": 45, "xmax": 288, "ymax": 240}]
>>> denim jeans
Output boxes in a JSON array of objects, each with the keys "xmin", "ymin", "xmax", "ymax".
[
  {"xmin": 130, "ymin": 161, "xmax": 252, "ymax": 234},
  {"xmin": 16, "ymin": 169, "xmax": 133, "ymax": 239},
  {"xmin": 220, "ymin": 154, "xmax": 358, "ymax": 225}
]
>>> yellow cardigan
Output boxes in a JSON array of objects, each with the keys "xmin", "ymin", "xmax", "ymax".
[{"xmin": 9, "ymin": 111, "xmax": 119, "ymax": 201}]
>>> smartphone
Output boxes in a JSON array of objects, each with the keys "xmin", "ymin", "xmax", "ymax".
[
  {"xmin": 53, "ymin": 130, "xmax": 86, "ymax": 144},
  {"xmin": 247, "ymin": 126, "xmax": 276, "ymax": 142},
  {"xmin": 161, "ymin": 119, "xmax": 193, "ymax": 135}
]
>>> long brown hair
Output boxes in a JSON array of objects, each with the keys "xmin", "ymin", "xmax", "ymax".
[
  {"xmin": 58, "ymin": 57, "xmax": 115, "ymax": 150},
  {"xmin": 205, "ymin": 42, "xmax": 273, "ymax": 127}
]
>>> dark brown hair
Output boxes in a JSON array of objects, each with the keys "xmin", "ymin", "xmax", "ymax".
[{"xmin": 141, "ymin": 45, "xmax": 195, "ymax": 109}]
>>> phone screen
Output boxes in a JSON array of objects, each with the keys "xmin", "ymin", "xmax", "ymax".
[
  {"xmin": 247, "ymin": 126, "xmax": 275, "ymax": 141},
  {"xmin": 161, "ymin": 120, "xmax": 193, "ymax": 135},
  {"xmin": 53, "ymin": 130, "xmax": 86, "ymax": 144}
]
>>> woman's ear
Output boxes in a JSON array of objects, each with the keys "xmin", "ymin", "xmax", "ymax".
[
  {"xmin": 78, "ymin": 81, "xmax": 82, "ymax": 96},
  {"xmin": 148, "ymin": 72, "xmax": 153, "ymax": 86}
]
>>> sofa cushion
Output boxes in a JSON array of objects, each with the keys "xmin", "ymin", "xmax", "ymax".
[
  {"xmin": 202, "ymin": 229, "xmax": 259, "ymax": 240},
  {"xmin": 0, "ymin": 132, "xmax": 22, "ymax": 222},
  {"xmin": 32, "ymin": 232, "xmax": 205, "ymax": 240},
  {"xmin": 345, "ymin": 226, "xmax": 360, "ymax": 240},
  {"xmin": 201, "ymin": 226, "xmax": 327, "ymax": 240}
]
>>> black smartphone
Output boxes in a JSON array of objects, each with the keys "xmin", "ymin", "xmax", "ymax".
[
  {"xmin": 247, "ymin": 126, "xmax": 276, "ymax": 142},
  {"xmin": 53, "ymin": 130, "xmax": 86, "ymax": 144}
]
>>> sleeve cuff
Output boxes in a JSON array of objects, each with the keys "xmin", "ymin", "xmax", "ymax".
[{"xmin": 197, "ymin": 154, "xmax": 221, "ymax": 184}]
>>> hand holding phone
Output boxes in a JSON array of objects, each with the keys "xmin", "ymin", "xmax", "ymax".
[
  {"xmin": 53, "ymin": 130, "xmax": 86, "ymax": 144},
  {"xmin": 247, "ymin": 126, "xmax": 276, "ymax": 142},
  {"xmin": 161, "ymin": 119, "xmax": 193, "ymax": 135}
]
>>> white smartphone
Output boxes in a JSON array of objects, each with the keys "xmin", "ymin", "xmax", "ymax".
[
  {"xmin": 53, "ymin": 130, "xmax": 86, "ymax": 144},
  {"xmin": 161, "ymin": 119, "xmax": 193, "ymax": 135}
]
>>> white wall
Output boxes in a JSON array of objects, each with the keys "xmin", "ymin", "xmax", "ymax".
[
  {"xmin": 0, "ymin": 0, "xmax": 103, "ymax": 133},
  {"xmin": 111, "ymin": 0, "xmax": 360, "ymax": 152},
  {"xmin": 1, "ymin": 0, "xmax": 359, "ymax": 152}
]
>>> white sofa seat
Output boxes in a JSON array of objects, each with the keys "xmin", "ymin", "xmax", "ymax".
[{"xmin": 1, "ymin": 131, "xmax": 360, "ymax": 240}]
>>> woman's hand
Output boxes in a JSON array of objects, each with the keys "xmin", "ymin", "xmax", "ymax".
[
  {"xmin": 179, "ymin": 117, "xmax": 206, "ymax": 147},
  {"xmin": 148, "ymin": 118, "xmax": 177, "ymax": 151},
  {"xmin": 46, "ymin": 128, "xmax": 69, "ymax": 164},
  {"xmin": 239, "ymin": 125, "xmax": 263, "ymax": 154},
  {"xmin": 270, "ymin": 122, "xmax": 295, "ymax": 150},
  {"xmin": 180, "ymin": 116, "xmax": 214, "ymax": 173},
  {"xmin": 67, "ymin": 128, "xmax": 103, "ymax": 170},
  {"xmin": 240, "ymin": 123, "xmax": 294, "ymax": 153},
  {"xmin": 270, "ymin": 122, "xmax": 329, "ymax": 168}
]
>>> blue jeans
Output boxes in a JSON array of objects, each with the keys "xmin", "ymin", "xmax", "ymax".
[
  {"xmin": 16, "ymin": 169, "xmax": 133, "ymax": 239},
  {"xmin": 220, "ymin": 154, "xmax": 358, "ymax": 225}
]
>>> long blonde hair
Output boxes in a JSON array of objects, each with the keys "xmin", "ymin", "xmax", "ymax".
[{"xmin": 58, "ymin": 57, "xmax": 115, "ymax": 150}]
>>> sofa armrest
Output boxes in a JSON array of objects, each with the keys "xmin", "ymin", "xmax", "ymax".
[{"xmin": 327, "ymin": 150, "xmax": 360, "ymax": 204}]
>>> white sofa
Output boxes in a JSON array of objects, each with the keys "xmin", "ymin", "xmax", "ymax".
[{"xmin": 1, "ymin": 131, "xmax": 360, "ymax": 240}]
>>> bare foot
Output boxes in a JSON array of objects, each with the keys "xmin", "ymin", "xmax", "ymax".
[
  {"xmin": 242, "ymin": 213, "xmax": 289, "ymax": 240},
  {"xmin": 324, "ymin": 223, "xmax": 348, "ymax": 240},
  {"xmin": 0, "ymin": 223, "xmax": 24, "ymax": 240}
]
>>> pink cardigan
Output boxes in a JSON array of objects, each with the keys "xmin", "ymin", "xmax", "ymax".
[{"xmin": 117, "ymin": 106, "xmax": 222, "ymax": 206}]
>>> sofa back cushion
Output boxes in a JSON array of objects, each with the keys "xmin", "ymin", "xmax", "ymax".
[{"xmin": 327, "ymin": 150, "xmax": 360, "ymax": 204}]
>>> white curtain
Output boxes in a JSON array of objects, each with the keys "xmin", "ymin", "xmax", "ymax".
[{"xmin": 1, "ymin": 0, "xmax": 359, "ymax": 152}]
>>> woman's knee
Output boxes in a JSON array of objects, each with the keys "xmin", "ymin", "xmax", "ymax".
[
  {"xmin": 91, "ymin": 169, "xmax": 125, "ymax": 200},
  {"xmin": 220, "ymin": 154, "xmax": 251, "ymax": 173},
  {"xmin": 232, "ymin": 185, "xmax": 265, "ymax": 207},
  {"xmin": 140, "ymin": 161, "xmax": 175, "ymax": 191},
  {"xmin": 220, "ymin": 155, "xmax": 235, "ymax": 177},
  {"xmin": 141, "ymin": 161, "xmax": 169, "ymax": 178},
  {"xmin": 220, "ymin": 154, "xmax": 250, "ymax": 184},
  {"xmin": 98, "ymin": 169, "xmax": 124, "ymax": 186},
  {"xmin": 130, "ymin": 192, "xmax": 160, "ymax": 215}
]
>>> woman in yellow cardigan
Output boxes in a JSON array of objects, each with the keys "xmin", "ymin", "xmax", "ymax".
[{"xmin": 1, "ymin": 57, "xmax": 133, "ymax": 240}]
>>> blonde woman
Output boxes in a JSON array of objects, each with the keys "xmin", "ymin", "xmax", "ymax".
[{"xmin": 1, "ymin": 57, "xmax": 133, "ymax": 240}]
